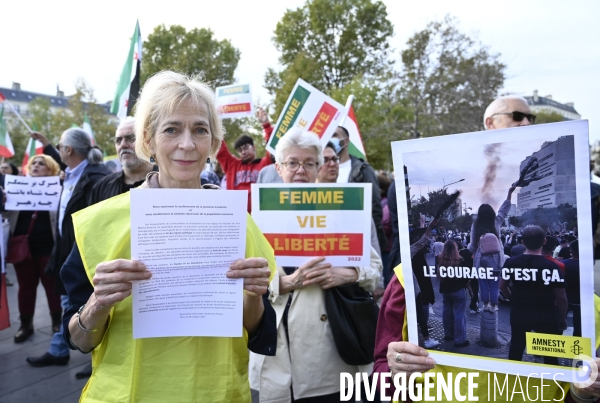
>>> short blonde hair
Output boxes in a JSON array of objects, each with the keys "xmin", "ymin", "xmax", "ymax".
[
  {"xmin": 27, "ymin": 154, "xmax": 61, "ymax": 176},
  {"xmin": 134, "ymin": 71, "xmax": 224, "ymax": 163},
  {"xmin": 275, "ymin": 128, "xmax": 323, "ymax": 167}
]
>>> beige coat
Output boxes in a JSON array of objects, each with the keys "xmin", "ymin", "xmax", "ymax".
[{"xmin": 249, "ymin": 247, "xmax": 382, "ymax": 403}]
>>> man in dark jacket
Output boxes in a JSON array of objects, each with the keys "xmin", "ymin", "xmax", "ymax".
[
  {"xmin": 72, "ymin": 118, "xmax": 154, "ymax": 379},
  {"xmin": 90, "ymin": 118, "xmax": 154, "ymax": 205},
  {"xmin": 331, "ymin": 126, "xmax": 386, "ymax": 253},
  {"xmin": 26, "ymin": 128, "xmax": 110, "ymax": 367}
]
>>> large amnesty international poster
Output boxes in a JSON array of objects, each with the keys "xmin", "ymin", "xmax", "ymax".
[{"xmin": 391, "ymin": 120, "xmax": 595, "ymax": 382}]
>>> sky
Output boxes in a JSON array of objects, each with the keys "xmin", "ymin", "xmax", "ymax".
[
  {"xmin": 404, "ymin": 137, "xmax": 552, "ymax": 211},
  {"xmin": 2, "ymin": 0, "xmax": 599, "ymax": 142}
]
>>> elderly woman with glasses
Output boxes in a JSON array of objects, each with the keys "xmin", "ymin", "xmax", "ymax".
[
  {"xmin": 59, "ymin": 71, "xmax": 277, "ymax": 403},
  {"xmin": 250, "ymin": 129, "xmax": 382, "ymax": 402}
]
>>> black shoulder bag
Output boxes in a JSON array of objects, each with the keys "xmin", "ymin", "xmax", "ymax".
[{"xmin": 325, "ymin": 283, "xmax": 379, "ymax": 365}]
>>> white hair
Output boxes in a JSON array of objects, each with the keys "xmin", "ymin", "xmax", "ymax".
[
  {"xmin": 483, "ymin": 95, "xmax": 529, "ymax": 129},
  {"xmin": 275, "ymin": 128, "xmax": 324, "ymax": 167},
  {"xmin": 117, "ymin": 116, "xmax": 136, "ymax": 132}
]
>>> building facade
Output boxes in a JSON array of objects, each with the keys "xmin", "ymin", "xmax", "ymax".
[
  {"xmin": 516, "ymin": 135, "xmax": 576, "ymax": 213},
  {"xmin": 0, "ymin": 82, "xmax": 112, "ymax": 119},
  {"xmin": 525, "ymin": 90, "xmax": 581, "ymax": 121}
]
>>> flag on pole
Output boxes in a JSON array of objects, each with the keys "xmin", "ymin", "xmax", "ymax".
[
  {"xmin": 0, "ymin": 91, "xmax": 32, "ymax": 132},
  {"xmin": 341, "ymin": 95, "xmax": 367, "ymax": 161},
  {"xmin": 82, "ymin": 112, "xmax": 96, "ymax": 145},
  {"xmin": 0, "ymin": 107, "xmax": 15, "ymax": 158},
  {"xmin": 111, "ymin": 21, "xmax": 142, "ymax": 120},
  {"xmin": 22, "ymin": 137, "xmax": 44, "ymax": 174}
]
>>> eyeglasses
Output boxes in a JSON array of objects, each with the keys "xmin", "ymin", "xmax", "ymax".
[
  {"xmin": 281, "ymin": 160, "xmax": 319, "ymax": 172},
  {"xmin": 492, "ymin": 111, "xmax": 536, "ymax": 124},
  {"xmin": 114, "ymin": 134, "xmax": 136, "ymax": 145},
  {"xmin": 323, "ymin": 156, "xmax": 340, "ymax": 165},
  {"xmin": 237, "ymin": 144, "xmax": 253, "ymax": 152}
]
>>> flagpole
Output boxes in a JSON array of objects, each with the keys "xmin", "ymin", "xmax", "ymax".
[
  {"xmin": 340, "ymin": 95, "xmax": 354, "ymax": 126},
  {"xmin": 3, "ymin": 100, "xmax": 32, "ymax": 132}
]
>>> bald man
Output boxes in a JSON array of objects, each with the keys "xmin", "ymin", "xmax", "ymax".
[{"xmin": 483, "ymin": 96, "xmax": 536, "ymax": 130}]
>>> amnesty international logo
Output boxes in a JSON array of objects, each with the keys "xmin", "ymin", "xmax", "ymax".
[
  {"xmin": 572, "ymin": 354, "xmax": 599, "ymax": 388},
  {"xmin": 570, "ymin": 340, "xmax": 584, "ymax": 356}
]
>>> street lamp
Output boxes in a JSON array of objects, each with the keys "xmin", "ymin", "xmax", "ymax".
[{"xmin": 443, "ymin": 178, "xmax": 465, "ymax": 189}]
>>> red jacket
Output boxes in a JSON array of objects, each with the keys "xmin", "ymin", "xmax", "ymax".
[{"xmin": 216, "ymin": 122, "xmax": 273, "ymax": 212}]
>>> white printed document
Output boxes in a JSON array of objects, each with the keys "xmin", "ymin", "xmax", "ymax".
[{"xmin": 130, "ymin": 188, "xmax": 247, "ymax": 338}]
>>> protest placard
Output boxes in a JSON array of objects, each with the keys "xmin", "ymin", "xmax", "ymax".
[
  {"xmin": 265, "ymin": 79, "xmax": 346, "ymax": 155},
  {"xmin": 251, "ymin": 183, "xmax": 371, "ymax": 266},
  {"xmin": 4, "ymin": 175, "xmax": 62, "ymax": 211},
  {"xmin": 215, "ymin": 83, "xmax": 254, "ymax": 119},
  {"xmin": 391, "ymin": 120, "xmax": 595, "ymax": 382}
]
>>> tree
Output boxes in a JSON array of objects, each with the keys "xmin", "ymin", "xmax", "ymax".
[
  {"xmin": 265, "ymin": 0, "xmax": 394, "ymax": 116},
  {"xmin": 410, "ymin": 187, "xmax": 461, "ymax": 228},
  {"xmin": 329, "ymin": 74, "xmax": 411, "ymax": 169},
  {"xmin": 399, "ymin": 15, "xmax": 505, "ymax": 138},
  {"xmin": 533, "ymin": 110, "xmax": 565, "ymax": 124},
  {"xmin": 142, "ymin": 25, "xmax": 240, "ymax": 88},
  {"xmin": 6, "ymin": 79, "xmax": 117, "ymax": 165}
]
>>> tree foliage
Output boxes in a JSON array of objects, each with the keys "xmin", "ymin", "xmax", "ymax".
[
  {"xmin": 409, "ymin": 187, "xmax": 461, "ymax": 228},
  {"xmin": 533, "ymin": 110, "xmax": 565, "ymax": 125},
  {"xmin": 519, "ymin": 203, "xmax": 577, "ymax": 232},
  {"xmin": 399, "ymin": 15, "xmax": 505, "ymax": 138},
  {"xmin": 265, "ymin": 0, "xmax": 394, "ymax": 116},
  {"xmin": 142, "ymin": 25, "xmax": 240, "ymax": 88},
  {"xmin": 5, "ymin": 79, "xmax": 117, "ymax": 165}
]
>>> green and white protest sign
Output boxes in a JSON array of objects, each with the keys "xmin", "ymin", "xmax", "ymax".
[
  {"xmin": 265, "ymin": 79, "xmax": 347, "ymax": 155},
  {"xmin": 251, "ymin": 183, "xmax": 371, "ymax": 267},
  {"xmin": 215, "ymin": 83, "xmax": 254, "ymax": 119}
]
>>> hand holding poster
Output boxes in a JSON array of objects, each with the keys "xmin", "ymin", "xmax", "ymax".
[
  {"xmin": 251, "ymin": 183, "xmax": 371, "ymax": 266},
  {"xmin": 215, "ymin": 84, "xmax": 254, "ymax": 119},
  {"xmin": 265, "ymin": 79, "xmax": 346, "ymax": 155},
  {"xmin": 4, "ymin": 175, "xmax": 62, "ymax": 211},
  {"xmin": 391, "ymin": 120, "xmax": 595, "ymax": 383}
]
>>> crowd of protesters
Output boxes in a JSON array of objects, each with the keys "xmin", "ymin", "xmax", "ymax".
[{"xmin": 0, "ymin": 74, "xmax": 597, "ymax": 403}]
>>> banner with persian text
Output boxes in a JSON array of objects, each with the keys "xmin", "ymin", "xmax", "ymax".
[
  {"xmin": 265, "ymin": 79, "xmax": 346, "ymax": 155},
  {"xmin": 251, "ymin": 183, "xmax": 371, "ymax": 266},
  {"xmin": 5, "ymin": 175, "xmax": 62, "ymax": 211}
]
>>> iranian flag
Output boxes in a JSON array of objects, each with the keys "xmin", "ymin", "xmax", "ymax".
[
  {"xmin": 341, "ymin": 95, "xmax": 367, "ymax": 161},
  {"xmin": 22, "ymin": 137, "xmax": 44, "ymax": 174},
  {"xmin": 82, "ymin": 112, "xmax": 96, "ymax": 145},
  {"xmin": 0, "ymin": 107, "xmax": 15, "ymax": 158},
  {"xmin": 111, "ymin": 21, "xmax": 142, "ymax": 120}
]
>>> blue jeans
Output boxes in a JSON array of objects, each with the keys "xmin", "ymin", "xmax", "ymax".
[
  {"xmin": 478, "ymin": 277, "xmax": 500, "ymax": 305},
  {"xmin": 48, "ymin": 295, "xmax": 70, "ymax": 358},
  {"xmin": 442, "ymin": 289, "xmax": 467, "ymax": 344}
]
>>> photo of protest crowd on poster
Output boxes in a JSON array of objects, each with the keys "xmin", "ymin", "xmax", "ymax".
[{"xmin": 391, "ymin": 120, "xmax": 595, "ymax": 380}]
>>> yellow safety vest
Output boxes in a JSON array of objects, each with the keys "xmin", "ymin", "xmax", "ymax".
[
  {"xmin": 72, "ymin": 192, "xmax": 276, "ymax": 403},
  {"xmin": 394, "ymin": 265, "xmax": 600, "ymax": 403}
]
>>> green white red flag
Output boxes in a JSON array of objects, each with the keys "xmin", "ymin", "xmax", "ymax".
[
  {"xmin": 111, "ymin": 21, "xmax": 142, "ymax": 120},
  {"xmin": 341, "ymin": 95, "xmax": 367, "ymax": 161},
  {"xmin": 0, "ymin": 106, "xmax": 15, "ymax": 158},
  {"xmin": 22, "ymin": 137, "xmax": 44, "ymax": 174},
  {"xmin": 82, "ymin": 112, "xmax": 96, "ymax": 145}
]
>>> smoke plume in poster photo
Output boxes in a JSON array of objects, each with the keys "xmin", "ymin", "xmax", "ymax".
[{"xmin": 391, "ymin": 120, "xmax": 594, "ymax": 382}]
